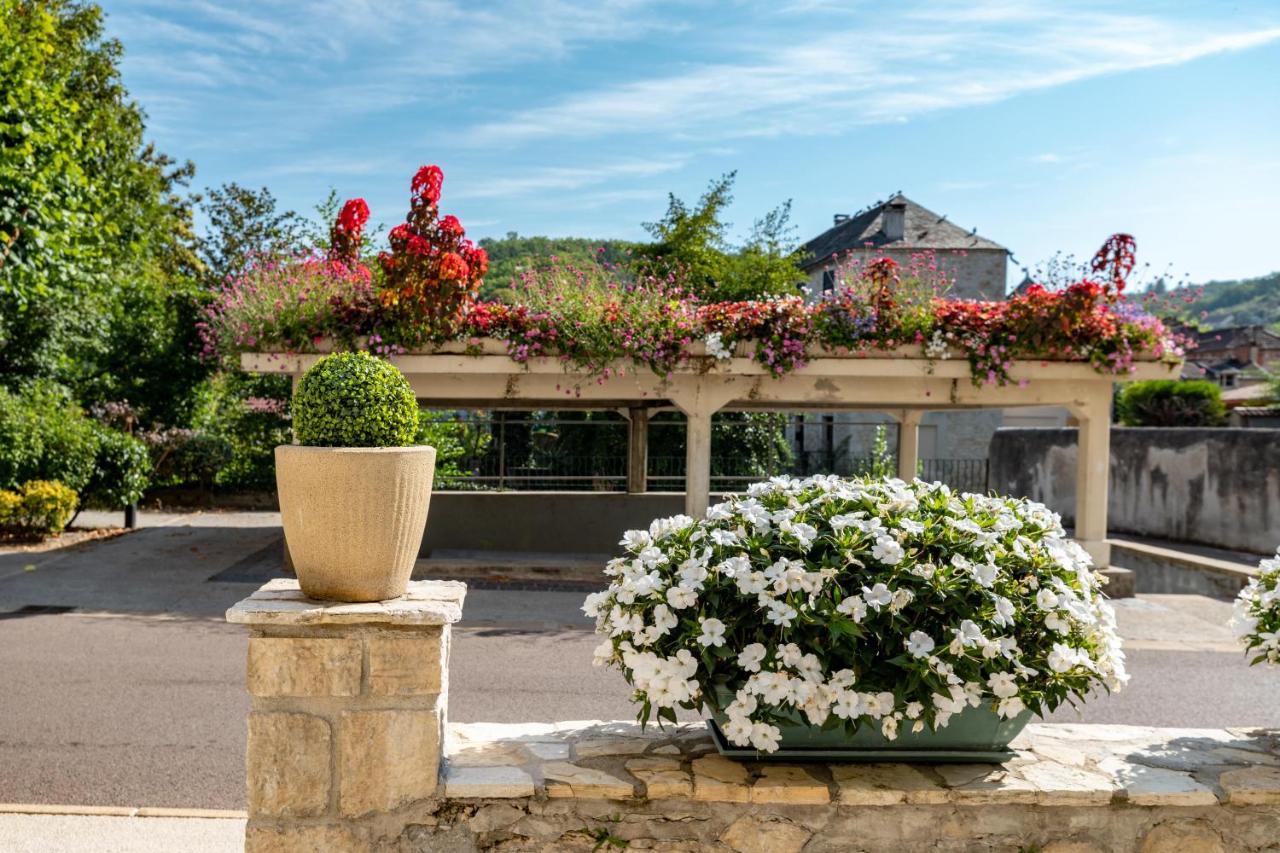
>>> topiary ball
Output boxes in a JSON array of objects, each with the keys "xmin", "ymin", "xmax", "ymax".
[{"xmin": 292, "ymin": 352, "xmax": 419, "ymax": 447}]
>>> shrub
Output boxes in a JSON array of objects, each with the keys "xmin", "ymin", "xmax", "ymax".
[
  {"xmin": 0, "ymin": 384, "xmax": 99, "ymax": 492},
  {"xmin": 1231, "ymin": 549, "xmax": 1280, "ymax": 666},
  {"xmin": 1116, "ymin": 379, "xmax": 1226, "ymax": 427},
  {"xmin": 0, "ymin": 480, "xmax": 79, "ymax": 537},
  {"xmin": 83, "ymin": 426, "xmax": 152, "ymax": 509},
  {"xmin": 143, "ymin": 428, "xmax": 233, "ymax": 488},
  {"xmin": 585, "ymin": 475, "xmax": 1126, "ymax": 752},
  {"xmin": 293, "ymin": 352, "xmax": 418, "ymax": 447}
]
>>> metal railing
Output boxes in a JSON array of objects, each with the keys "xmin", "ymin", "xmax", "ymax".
[{"xmin": 433, "ymin": 410, "xmax": 989, "ymax": 494}]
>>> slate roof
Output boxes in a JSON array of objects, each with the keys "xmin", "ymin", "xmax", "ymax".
[
  {"xmin": 800, "ymin": 194, "xmax": 1007, "ymax": 270},
  {"xmin": 1192, "ymin": 325, "xmax": 1280, "ymax": 352}
]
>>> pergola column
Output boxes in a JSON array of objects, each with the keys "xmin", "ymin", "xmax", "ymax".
[
  {"xmin": 1072, "ymin": 388, "xmax": 1113, "ymax": 569},
  {"xmin": 626, "ymin": 406, "xmax": 649, "ymax": 494},
  {"xmin": 669, "ymin": 380, "xmax": 743, "ymax": 519},
  {"xmin": 894, "ymin": 410, "xmax": 923, "ymax": 481}
]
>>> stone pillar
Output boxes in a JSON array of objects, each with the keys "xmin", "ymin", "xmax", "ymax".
[
  {"xmin": 894, "ymin": 410, "xmax": 923, "ymax": 481},
  {"xmin": 227, "ymin": 578, "xmax": 466, "ymax": 852},
  {"xmin": 627, "ymin": 406, "xmax": 649, "ymax": 494},
  {"xmin": 683, "ymin": 409, "xmax": 713, "ymax": 518}
]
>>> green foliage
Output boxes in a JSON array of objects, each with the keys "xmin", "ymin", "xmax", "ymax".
[
  {"xmin": 186, "ymin": 371, "xmax": 287, "ymax": 489},
  {"xmin": 0, "ymin": 383, "xmax": 98, "ymax": 491},
  {"xmin": 145, "ymin": 428, "xmax": 234, "ymax": 489},
  {"xmin": 0, "ymin": 479, "xmax": 78, "ymax": 537},
  {"xmin": 83, "ymin": 424, "xmax": 150, "ymax": 508},
  {"xmin": 477, "ymin": 233, "xmax": 637, "ymax": 300},
  {"xmin": 197, "ymin": 183, "xmax": 305, "ymax": 285},
  {"xmin": 1178, "ymin": 272, "xmax": 1280, "ymax": 330},
  {"xmin": 863, "ymin": 425, "xmax": 895, "ymax": 479},
  {"xmin": 293, "ymin": 352, "xmax": 418, "ymax": 447},
  {"xmin": 635, "ymin": 172, "xmax": 804, "ymax": 301},
  {"xmin": 1116, "ymin": 379, "xmax": 1227, "ymax": 427},
  {"xmin": 415, "ymin": 410, "xmax": 491, "ymax": 485}
]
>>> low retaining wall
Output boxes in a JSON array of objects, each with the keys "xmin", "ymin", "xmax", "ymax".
[
  {"xmin": 989, "ymin": 427, "xmax": 1280, "ymax": 555},
  {"xmin": 228, "ymin": 580, "xmax": 1280, "ymax": 852},
  {"xmin": 421, "ymin": 492, "xmax": 695, "ymax": 555}
]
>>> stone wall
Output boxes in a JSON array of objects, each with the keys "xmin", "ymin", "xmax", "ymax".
[
  {"xmin": 989, "ymin": 427, "xmax": 1280, "ymax": 555},
  {"xmin": 229, "ymin": 580, "xmax": 1280, "ymax": 853},
  {"xmin": 803, "ymin": 247, "xmax": 1008, "ymax": 300}
]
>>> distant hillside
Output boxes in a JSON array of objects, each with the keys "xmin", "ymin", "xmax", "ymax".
[
  {"xmin": 476, "ymin": 233, "xmax": 637, "ymax": 300},
  {"xmin": 1177, "ymin": 271, "xmax": 1280, "ymax": 329}
]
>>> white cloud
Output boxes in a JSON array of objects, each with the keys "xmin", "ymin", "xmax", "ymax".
[
  {"xmin": 451, "ymin": 158, "xmax": 687, "ymax": 199},
  {"xmin": 461, "ymin": 3, "xmax": 1280, "ymax": 145}
]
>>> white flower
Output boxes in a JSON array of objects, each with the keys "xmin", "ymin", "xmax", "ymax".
[
  {"xmin": 737, "ymin": 643, "xmax": 766, "ymax": 672},
  {"xmin": 1036, "ymin": 588, "xmax": 1059, "ymax": 610},
  {"xmin": 992, "ymin": 596, "xmax": 1016, "ymax": 627},
  {"xmin": 704, "ymin": 331, "xmax": 732, "ymax": 361},
  {"xmin": 881, "ymin": 716, "xmax": 899, "ymax": 740},
  {"xmin": 997, "ymin": 696, "xmax": 1026, "ymax": 719},
  {"xmin": 972, "ymin": 561, "xmax": 999, "ymax": 588},
  {"xmin": 889, "ymin": 587, "xmax": 914, "ymax": 613},
  {"xmin": 906, "ymin": 631, "xmax": 935, "ymax": 658},
  {"xmin": 721, "ymin": 716, "xmax": 753, "ymax": 745},
  {"xmin": 591, "ymin": 640, "xmax": 614, "ymax": 667},
  {"xmin": 710, "ymin": 528, "xmax": 740, "ymax": 547},
  {"xmin": 987, "ymin": 671, "xmax": 1019, "ymax": 699},
  {"xmin": 871, "ymin": 536, "xmax": 905, "ymax": 565},
  {"xmin": 665, "ymin": 585, "xmax": 698, "ymax": 610},
  {"xmin": 765, "ymin": 600, "xmax": 798, "ymax": 627},
  {"xmin": 750, "ymin": 722, "xmax": 782, "ymax": 752},
  {"xmin": 697, "ymin": 617, "xmax": 726, "ymax": 647},
  {"xmin": 836, "ymin": 596, "xmax": 867, "ymax": 622},
  {"xmin": 955, "ymin": 619, "xmax": 985, "ymax": 647},
  {"xmin": 862, "ymin": 583, "xmax": 893, "ymax": 609}
]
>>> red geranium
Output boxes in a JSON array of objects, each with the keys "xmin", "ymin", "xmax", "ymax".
[
  {"xmin": 328, "ymin": 197, "xmax": 371, "ymax": 267},
  {"xmin": 336, "ymin": 198, "xmax": 369, "ymax": 234},
  {"xmin": 438, "ymin": 214, "xmax": 464, "ymax": 236},
  {"xmin": 438, "ymin": 252, "xmax": 469, "ymax": 281},
  {"xmin": 412, "ymin": 165, "xmax": 444, "ymax": 204}
]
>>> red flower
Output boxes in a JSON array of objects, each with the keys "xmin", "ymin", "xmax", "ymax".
[
  {"xmin": 465, "ymin": 245, "xmax": 489, "ymax": 277},
  {"xmin": 389, "ymin": 223, "xmax": 411, "ymax": 243},
  {"xmin": 407, "ymin": 235, "xmax": 433, "ymax": 257},
  {"xmin": 412, "ymin": 164, "xmax": 444, "ymax": 204},
  {"xmin": 438, "ymin": 214, "xmax": 464, "ymax": 236},
  {"xmin": 438, "ymin": 251, "xmax": 470, "ymax": 280},
  {"xmin": 336, "ymin": 198, "xmax": 369, "ymax": 234}
]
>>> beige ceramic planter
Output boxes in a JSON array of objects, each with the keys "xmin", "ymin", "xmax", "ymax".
[{"xmin": 275, "ymin": 445, "xmax": 436, "ymax": 602}]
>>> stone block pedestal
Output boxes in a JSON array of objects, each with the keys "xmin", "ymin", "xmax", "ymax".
[{"xmin": 227, "ymin": 578, "xmax": 466, "ymax": 852}]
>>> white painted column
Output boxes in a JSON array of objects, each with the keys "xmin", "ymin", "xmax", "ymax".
[
  {"xmin": 895, "ymin": 410, "xmax": 923, "ymax": 481},
  {"xmin": 1073, "ymin": 390, "xmax": 1112, "ymax": 568},
  {"xmin": 683, "ymin": 408, "xmax": 713, "ymax": 519}
]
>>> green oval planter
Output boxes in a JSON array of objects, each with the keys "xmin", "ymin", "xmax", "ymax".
[{"xmin": 708, "ymin": 685, "xmax": 1033, "ymax": 763}]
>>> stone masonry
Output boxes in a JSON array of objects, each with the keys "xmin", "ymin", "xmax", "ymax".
[
  {"xmin": 227, "ymin": 578, "xmax": 466, "ymax": 852},
  {"xmin": 229, "ymin": 580, "xmax": 1280, "ymax": 852}
]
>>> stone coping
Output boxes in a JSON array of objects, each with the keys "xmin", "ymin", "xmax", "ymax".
[
  {"xmin": 441, "ymin": 720, "xmax": 1280, "ymax": 808},
  {"xmin": 226, "ymin": 578, "xmax": 467, "ymax": 626}
]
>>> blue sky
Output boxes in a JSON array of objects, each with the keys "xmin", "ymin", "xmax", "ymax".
[{"xmin": 103, "ymin": 0, "xmax": 1280, "ymax": 285}]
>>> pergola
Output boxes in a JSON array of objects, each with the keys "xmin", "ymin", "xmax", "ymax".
[{"xmin": 244, "ymin": 343, "xmax": 1178, "ymax": 570}]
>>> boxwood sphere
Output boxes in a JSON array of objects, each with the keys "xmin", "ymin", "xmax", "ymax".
[{"xmin": 292, "ymin": 352, "xmax": 419, "ymax": 447}]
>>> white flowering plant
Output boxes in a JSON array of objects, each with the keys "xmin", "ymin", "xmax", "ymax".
[
  {"xmin": 584, "ymin": 475, "xmax": 1128, "ymax": 754},
  {"xmin": 1230, "ymin": 549, "xmax": 1280, "ymax": 665}
]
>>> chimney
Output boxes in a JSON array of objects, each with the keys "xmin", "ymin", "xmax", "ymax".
[
  {"xmin": 883, "ymin": 199, "xmax": 906, "ymax": 242},
  {"xmin": 833, "ymin": 214, "xmax": 850, "ymax": 226}
]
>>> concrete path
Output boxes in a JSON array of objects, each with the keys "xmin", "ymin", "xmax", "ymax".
[{"xmin": 2, "ymin": 510, "xmax": 1279, "ymax": 812}]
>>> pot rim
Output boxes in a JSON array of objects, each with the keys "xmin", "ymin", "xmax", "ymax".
[{"xmin": 275, "ymin": 444, "xmax": 436, "ymax": 455}]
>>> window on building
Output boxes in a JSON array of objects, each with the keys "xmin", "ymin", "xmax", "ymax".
[{"xmin": 821, "ymin": 270, "xmax": 835, "ymax": 293}]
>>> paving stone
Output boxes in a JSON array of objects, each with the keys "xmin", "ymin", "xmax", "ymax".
[
  {"xmin": 651, "ymin": 744, "xmax": 683, "ymax": 755},
  {"xmin": 691, "ymin": 755, "xmax": 752, "ymax": 803},
  {"xmin": 447, "ymin": 741, "xmax": 531, "ymax": 768},
  {"xmin": 1217, "ymin": 765, "xmax": 1280, "ymax": 805},
  {"xmin": 247, "ymin": 637, "xmax": 361, "ymax": 697},
  {"xmin": 832, "ymin": 763, "xmax": 947, "ymax": 805},
  {"xmin": 339, "ymin": 709, "xmax": 441, "ymax": 817},
  {"xmin": 467, "ymin": 803, "xmax": 525, "ymax": 833},
  {"xmin": 626, "ymin": 757, "xmax": 693, "ymax": 799},
  {"xmin": 576, "ymin": 737, "xmax": 652, "ymax": 758},
  {"xmin": 366, "ymin": 632, "xmax": 444, "ymax": 696},
  {"xmin": 750, "ymin": 765, "xmax": 830, "ymax": 804},
  {"xmin": 445, "ymin": 765, "xmax": 536, "ymax": 799},
  {"xmin": 1018, "ymin": 760, "xmax": 1117, "ymax": 805},
  {"xmin": 720, "ymin": 815, "xmax": 811, "ymax": 853},
  {"xmin": 527, "ymin": 742, "xmax": 572, "ymax": 760},
  {"xmin": 1097, "ymin": 757, "xmax": 1218, "ymax": 806},
  {"xmin": 246, "ymin": 712, "xmax": 331, "ymax": 818},
  {"xmin": 542, "ymin": 762, "xmax": 635, "ymax": 799},
  {"xmin": 939, "ymin": 765, "xmax": 1038, "ymax": 805}
]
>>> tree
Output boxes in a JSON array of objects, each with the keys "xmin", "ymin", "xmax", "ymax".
[
  {"xmin": 197, "ymin": 183, "xmax": 306, "ymax": 285},
  {"xmin": 0, "ymin": 0, "xmax": 202, "ymax": 400},
  {"xmin": 635, "ymin": 172, "xmax": 804, "ymax": 302}
]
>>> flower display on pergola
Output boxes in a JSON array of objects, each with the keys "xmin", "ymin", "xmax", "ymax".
[{"xmin": 213, "ymin": 166, "xmax": 1185, "ymax": 572}]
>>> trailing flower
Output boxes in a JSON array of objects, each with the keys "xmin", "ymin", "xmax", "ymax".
[
  {"xmin": 584, "ymin": 475, "xmax": 1127, "ymax": 752},
  {"xmin": 1230, "ymin": 550, "xmax": 1280, "ymax": 666},
  {"xmin": 699, "ymin": 295, "xmax": 812, "ymax": 376}
]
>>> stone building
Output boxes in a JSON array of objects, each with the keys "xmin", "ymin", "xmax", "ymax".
[
  {"xmin": 1182, "ymin": 325, "xmax": 1280, "ymax": 389},
  {"xmin": 789, "ymin": 193, "xmax": 1044, "ymax": 479}
]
